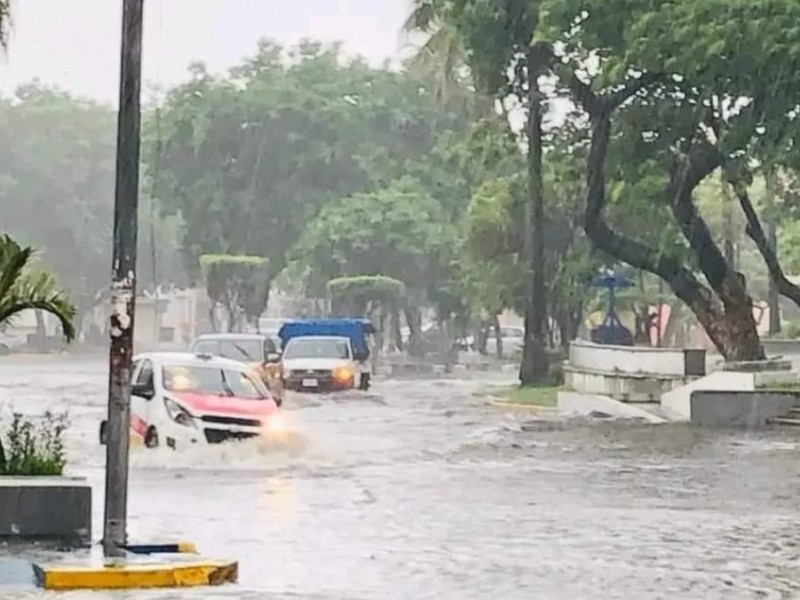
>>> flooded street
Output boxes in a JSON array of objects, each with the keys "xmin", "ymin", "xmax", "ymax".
[{"xmin": 2, "ymin": 356, "xmax": 800, "ymax": 599}]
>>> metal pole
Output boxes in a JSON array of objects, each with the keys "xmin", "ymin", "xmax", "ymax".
[{"xmin": 103, "ymin": 0, "xmax": 144, "ymax": 558}]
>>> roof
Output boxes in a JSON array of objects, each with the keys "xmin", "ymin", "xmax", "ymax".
[
  {"xmin": 279, "ymin": 318, "xmax": 373, "ymax": 361},
  {"xmin": 284, "ymin": 335, "xmax": 350, "ymax": 342},
  {"xmin": 194, "ymin": 333, "xmax": 269, "ymax": 342},
  {"xmin": 132, "ymin": 352, "xmax": 248, "ymax": 369}
]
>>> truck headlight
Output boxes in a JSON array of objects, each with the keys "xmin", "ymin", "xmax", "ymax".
[
  {"xmin": 164, "ymin": 397, "xmax": 196, "ymax": 428},
  {"xmin": 333, "ymin": 366, "xmax": 354, "ymax": 384}
]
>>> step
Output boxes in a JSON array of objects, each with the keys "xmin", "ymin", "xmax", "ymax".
[{"xmin": 768, "ymin": 417, "xmax": 800, "ymax": 426}]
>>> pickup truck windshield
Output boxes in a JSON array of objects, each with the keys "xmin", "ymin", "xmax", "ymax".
[{"xmin": 283, "ymin": 339, "xmax": 351, "ymax": 360}]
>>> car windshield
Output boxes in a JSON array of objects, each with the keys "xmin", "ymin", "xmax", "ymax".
[
  {"xmin": 218, "ymin": 339, "xmax": 264, "ymax": 362},
  {"xmin": 283, "ymin": 338, "xmax": 350, "ymax": 359},
  {"xmin": 162, "ymin": 365, "xmax": 267, "ymax": 400}
]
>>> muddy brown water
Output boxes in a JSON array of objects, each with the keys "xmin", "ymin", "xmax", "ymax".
[{"xmin": 1, "ymin": 355, "xmax": 799, "ymax": 599}]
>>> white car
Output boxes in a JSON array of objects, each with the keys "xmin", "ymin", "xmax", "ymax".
[
  {"xmin": 100, "ymin": 353, "xmax": 282, "ymax": 449},
  {"xmin": 467, "ymin": 326, "xmax": 525, "ymax": 356},
  {"xmin": 282, "ymin": 335, "xmax": 369, "ymax": 392}
]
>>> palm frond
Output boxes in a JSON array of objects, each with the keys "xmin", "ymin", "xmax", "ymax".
[
  {"xmin": 0, "ymin": 234, "xmax": 33, "ymax": 303},
  {"xmin": 0, "ymin": 238, "xmax": 77, "ymax": 342}
]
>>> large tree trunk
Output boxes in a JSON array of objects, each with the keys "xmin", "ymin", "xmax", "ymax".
[
  {"xmin": 492, "ymin": 314, "xmax": 503, "ymax": 359},
  {"xmin": 391, "ymin": 309, "xmax": 404, "ymax": 352},
  {"xmin": 582, "ymin": 106, "xmax": 763, "ymax": 361},
  {"xmin": 404, "ymin": 306, "xmax": 423, "ymax": 357},
  {"xmin": 519, "ymin": 56, "xmax": 549, "ymax": 385}
]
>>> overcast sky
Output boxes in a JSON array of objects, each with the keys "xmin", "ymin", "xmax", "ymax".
[{"xmin": 0, "ymin": 0, "xmax": 411, "ymax": 103}]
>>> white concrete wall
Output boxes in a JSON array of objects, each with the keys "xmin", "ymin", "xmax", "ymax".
[
  {"xmin": 558, "ymin": 392, "xmax": 666, "ymax": 423},
  {"xmin": 660, "ymin": 371, "xmax": 755, "ymax": 421},
  {"xmin": 569, "ymin": 341, "xmax": 692, "ymax": 376}
]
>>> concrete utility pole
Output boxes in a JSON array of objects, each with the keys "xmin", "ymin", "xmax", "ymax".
[{"xmin": 103, "ymin": 0, "xmax": 144, "ymax": 558}]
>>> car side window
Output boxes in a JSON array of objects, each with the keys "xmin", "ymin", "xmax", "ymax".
[
  {"xmin": 135, "ymin": 360, "xmax": 154, "ymax": 390},
  {"xmin": 193, "ymin": 340, "xmax": 220, "ymax": 356}
]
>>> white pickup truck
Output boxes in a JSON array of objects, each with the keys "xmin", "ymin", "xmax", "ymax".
[{"xmin": 281, "ymin": 335, "xmax": 371, "ymax": 392}]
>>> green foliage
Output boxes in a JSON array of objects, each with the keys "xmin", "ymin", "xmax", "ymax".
[
  {"xmin": 154, "ymin": 40, "xmax": 477, "ymax": 304},
  {"xmin": 298, "ymin": 177, "xmax": 454, "ymax": 297},
  {"xmin": 327, "ymin": 276, "xmax": 406, "ymax": 305},
  {"xmin": 0, "ymin": 84, "xmax": 184, "ymax": 318},
  {"xmin": 0, "ymin": 234, "xmax": 76, "ymax": 341},
  {"xmin": 200, "ymin": 254, "xmax": 267, "ymax": 328},
  {"xmin": 0, "ymin": 412, "xmax": 68, "ymax": 476}
]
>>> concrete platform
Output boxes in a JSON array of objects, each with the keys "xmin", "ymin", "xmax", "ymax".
[
  {"xmin": 33, "ymin": 555, "xmax": 237, "ymax": 590},
  {"xmin": 689, "ymin": 390, "xmax": 800, "ymax": 428},
  {"xmin": 0, "ymin": 477, "xmax": 91, "ymax": 546},
  {"xmin": 557, "ymin": 392, "xmax": 667, "ymax": 423}
]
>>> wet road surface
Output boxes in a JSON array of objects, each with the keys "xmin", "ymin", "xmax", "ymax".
[{"xmin": 2, "ymin": 356, "xmax": 800, "ymax": 599}]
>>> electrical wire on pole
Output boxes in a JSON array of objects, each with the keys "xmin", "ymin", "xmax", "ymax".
[{"xmin": 103, "ymin": 0, "xmax": 144, "ymax": 558}]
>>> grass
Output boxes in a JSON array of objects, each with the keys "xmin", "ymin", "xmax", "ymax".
[
  {"xmin": 756, "ymin": 381, "xmax": 800, "ymax": 392},
  {"xmin": 488, "ymin": 384, "xmax": 562, "ymax": 407}
]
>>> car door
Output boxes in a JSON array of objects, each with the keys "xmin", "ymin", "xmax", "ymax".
[{"xmin": 130, "ymin": 359, "xmax": 155, "ymax": 435}]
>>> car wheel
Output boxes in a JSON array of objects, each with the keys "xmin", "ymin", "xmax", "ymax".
[
  {"xmin": 99, "ymin": 421, "xmax": 108, "ymax": 445},
  {"xmin": 144, "ymin": 426, "xmax": 159, "ymax": 449}
]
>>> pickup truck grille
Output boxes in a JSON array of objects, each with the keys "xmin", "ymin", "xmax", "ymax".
[
  {"xmin": 290, "ymin": 369, "xmax": 331, "ymax": 377},
  {"xmin": 200, "ymin": 415, "xmax": 262, "ymax": 428}
]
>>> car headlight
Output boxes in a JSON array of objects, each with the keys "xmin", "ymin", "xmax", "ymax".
[
  {"xmin": 265, "ymin": 413, "xmax": 288, "ymax": 435},
  {"xmin": 164, "ymin": 397, "xmax": 196, "ymax": 429}
]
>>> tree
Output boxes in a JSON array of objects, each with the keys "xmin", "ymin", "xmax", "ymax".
[
  {"xmin": 0, "ymin": 235, "xmax": 76, "ymax": 341},
  {"xmin": 154, "ymin": 41, "xmax": 478, "ymax": 318},
  {"xmin": 327, "ymin": 276, "xmax": 406, "ymax": 318},
  {"xmin": 297, "ymin": 177, "xmax": 454, "ymax": 353},
  {"xmin": 199, "ymin": 254, "xmax": 267, "ymax": 332},
  {"xmin": 0, "ymin": 84, "xmax": 185, "ymax": 336},
  {"xmin": 542, "ymin": 0, "xmax": 800, "ymax": 360},
  {"xmin": 425, "ymin": 0, "xmax": 551, "ymax": 383}
]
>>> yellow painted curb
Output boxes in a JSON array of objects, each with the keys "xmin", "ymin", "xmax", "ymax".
[
  {"xmin": 488, "ymin": 399, "xmax": 558, "ymax": 411},
  {"xmin": 33, "ymin": 560, "xmax": 238, "ymax": 590}
]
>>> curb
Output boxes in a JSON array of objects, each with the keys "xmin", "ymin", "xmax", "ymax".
[
  {"xmin": 33, "ymin": 541, "xmax": 236, "ymax": 591},
  {"xmin": 487, "ymin": 398, "xmax": 558, "ymax": 412},
  {"xmin": 33, "ymin": 560, "xmax": 237, "ymax": 590}
]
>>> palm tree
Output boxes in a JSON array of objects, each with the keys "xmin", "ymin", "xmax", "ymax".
[
  {"xmin": 403, "ymin": 0, "xmax": 495, "ymax": 115},
  {"xmin": 0, "ymin": 234, "xmax": 76, "ymax": 342}
]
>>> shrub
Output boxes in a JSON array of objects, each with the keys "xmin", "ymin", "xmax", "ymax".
[{"xmin": 0, "ymin": 412, "xmax": 68, "ymax": 476}]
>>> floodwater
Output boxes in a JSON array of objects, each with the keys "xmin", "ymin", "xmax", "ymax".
[{"xmin": 2, "ymin": 355, "xmax": 800, "ymax": 599}]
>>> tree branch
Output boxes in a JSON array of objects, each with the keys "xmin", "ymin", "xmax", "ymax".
[
  {"xmin": 582, "ymin": 112, "xmax": 727, "ymax": 346},
  {"xmin": 733, "ymin": 181, "xmax": 800, "ymax": 307},
  {"xmin": 604, "ymin": 72, "xmax": 662, "ymax": 112}
]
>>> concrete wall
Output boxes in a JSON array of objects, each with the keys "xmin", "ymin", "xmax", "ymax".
[
  {"xmin": 564, "ymin": 366, "xmax": 691, "ymax": 402},
  {"xmin": 661, "ymin": 371, "xmax": 755, "ymax": 421},
  {"xmin": 0, "ymin": 477, "xmax": 91, "ymax": 547},
  {"xmin": 689, "ymin": 391, "xmax": 800, "ymax": 428},
  {"xmin": 558, "ymin": 392, "xmax": 666, "ymax": 423},
  {"xmin": 569, "ymin": 341, "xmax": 705, "ymax": 377},
  {"xmin": 761, "ymin": 339, "xmax": 800, "ymax": 358}
]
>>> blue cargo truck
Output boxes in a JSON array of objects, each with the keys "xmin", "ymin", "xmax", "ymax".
[{"xmin": 278, "ymin": 319, "xmax": 375, "ymax": 392}]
